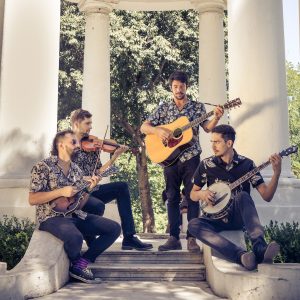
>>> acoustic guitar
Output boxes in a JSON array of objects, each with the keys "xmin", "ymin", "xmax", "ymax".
[
  {"xmin": 145, "ymin": 98, "xmax": 242, "ymax": 167},
  {"xmin": 201, "ymin": 145, "xmax": 298, "ymax": 219},
  {"xmin": 50, "ymin": 165, "xmax": 118, "ymax": 216}
]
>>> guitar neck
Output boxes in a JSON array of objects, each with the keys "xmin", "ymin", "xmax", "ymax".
[
  {"xmin": 229, "ymin": 161, "xmax": 270, "ymax": 190},
  {"xmin": 181, "ymin": 111, "xmax": 215, "ymax": 131}
]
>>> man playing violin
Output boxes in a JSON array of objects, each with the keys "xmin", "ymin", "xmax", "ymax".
[
  {"xmin": 189, "ymin": 124, "xmax": 281, "ymax": 270},
  {"xmin": 28, "ymin": 130, "xmax": 121, "ymax": 283},
  {"xmin": 140, "ymin": 70, "xmax": 224, "ymax": 251},
  {"xmin": 70, "ymin": 109, "xmax": 153, "ymax": 251}
]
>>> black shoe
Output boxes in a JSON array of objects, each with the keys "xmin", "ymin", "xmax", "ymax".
[
  {"xmin": 69, "ymin": 265, "xmax": 101, "ymax": 284},
  {"xmin": 122, "ymin": 235, "xmax": 153, "ymax": 251},
  {"xmin": 262, "ymin": 241, "xmax": 280, "ymax": 263},
  {"xmin": 158, "ymin": 236, "xmax": 182, "ymax": 251},
  {"xmin": 240, "ymin": 251, "xmax": 257, "ymax": 271}
]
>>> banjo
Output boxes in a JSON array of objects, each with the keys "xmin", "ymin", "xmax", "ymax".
[{"xmin": 201, "ymin": 145, "xmax": 298, "ymax": 219}]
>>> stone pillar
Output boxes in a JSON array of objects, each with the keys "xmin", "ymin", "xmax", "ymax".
[
  {"xmin": 0, "ymin": 0, "xmax": 60, "ymax": 220},
  {"xmin": 78, "ymin": 0, "xmax": 118, "ymax": 163},
  {"xmin": 227, "ymin": 0, "xmax": 300, "ymax": 224},
  {"xmin": 191, "ymin": 0, "xmax": 227, "ymax": 159},
  {"xmin": 227, "ymin": 0, "xmax": 291, "ymax": 177}
]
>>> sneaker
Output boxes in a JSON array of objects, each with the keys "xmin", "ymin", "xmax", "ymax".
[
  {"xmin": 69, "ymin": 258, "xmax": 101, "ymax": 284},
  {"xmin": 187, "ymin": 237, "xmax": 200, "ymax": 252},
  {"xmin": 158, "ymin": 236, "xmax": 182, "ymax": 251},
  {"xmin": 240, "ymin": 251, "xmax": 257, "ymax": 271},
  {"xmin": 122, "ymin": 235, "xmax": 153, "ymax": 251},
  {"xmin": 262, "ymin": 241, "xmax": 280, "ymax": 263}
]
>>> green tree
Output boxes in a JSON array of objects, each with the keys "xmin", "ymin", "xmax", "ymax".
[
  {"xmin": 286, "ymin": 62, "xmax": 300, "ymax": 177},
  {"xmin": 58, "ymin": 1, "xmax": 84, "ymax": 120},
  {"xmin": 110, "ymin": 10, "xmax": 199, "ymax": 232}
]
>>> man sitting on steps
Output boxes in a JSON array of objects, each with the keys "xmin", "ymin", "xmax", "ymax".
[
  {"xmin": 189, "ymin": 124, "xmax": 281, "ymax": 270},
  {"xmin": 28, "ymin": 130, "xmax": 121, "ymax": 283}
]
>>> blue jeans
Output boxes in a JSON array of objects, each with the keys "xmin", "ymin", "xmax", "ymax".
[
  {"xmin": 39, "ymin": 213, "xmax": 121, "ymax": 263},
  {"xmin": 188, "ymin": 191, "xmax": 266, "ymax": 263},
  {"xmin": 164, "ymin": 155, "xmax": 200, "ymax": 239},
  {"xmin": 84, "ymin": 181, "xmax": 136, "ymax": 237}
]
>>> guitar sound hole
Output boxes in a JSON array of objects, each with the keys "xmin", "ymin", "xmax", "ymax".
[{"xmin": 173, "ymin": 128, "xmax": 182, "ymax": 139}]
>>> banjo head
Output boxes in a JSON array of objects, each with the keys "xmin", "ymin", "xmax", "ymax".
[{"xmin": 202, "ymin": 181, "xmax": 231, "ymax": 216}]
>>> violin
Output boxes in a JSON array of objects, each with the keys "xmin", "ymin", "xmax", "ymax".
[{"xmin": 81, "ymin": 135, "xmax": 122, "ymax": 153}]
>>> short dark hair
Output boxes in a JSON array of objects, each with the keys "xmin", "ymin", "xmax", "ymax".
[
  {"xmin": 51, "ymin": 129, "xmax": 74, "ymax": 156},
  {"xmin": 212, "ymin": 124, "xmax": 236, "ymax": 143},
  {"xmin": 168, "ymin": 70, "xmax": 189, "ymax": 86},
  {"xmin": 70, "ymin": 109, "xmax": 92, "ymax": 126}
]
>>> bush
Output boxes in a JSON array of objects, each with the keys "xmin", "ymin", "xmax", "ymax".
[
  {"xmin": 0, "ymin": 216, "xmax": 35, "ymax": 270},
  {"xmin": 245, "ymin": 221, "xmax": 300, "ymax": 263}
]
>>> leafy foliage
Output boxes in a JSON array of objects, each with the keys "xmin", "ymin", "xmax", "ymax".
[
  {"xmin": 287, "ymin": 62, "xmax": 300, "ymax": 177},
  {"xmin": 112, "ymin": 152, "xmax": 167, "ymax": 233},
  {"xmin": 245, "ymin": 221, "xmax": 300, "ymax": 263},
  {"xmin": 58, "ymin": 1, "xmax": 84, "ymax": 120},
  {"xmin": 0, "ymin": 216, "xmax": 35, "ymax": 269}
]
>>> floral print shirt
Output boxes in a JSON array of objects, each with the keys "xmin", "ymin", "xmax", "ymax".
[
  {"xmin": 193, "ymin": 149, "xmax": 265, "ymax": 195},
  {"xmin": 29, "ymin": 156, "xmax": 86, "ymax": 223},
  {"xmin": 147, "ymin": 99, "xmax": 207, "ymax": 163},
  {"xmin": 72, "ymin": 149, "xmax": 102, "ymax": 177}
]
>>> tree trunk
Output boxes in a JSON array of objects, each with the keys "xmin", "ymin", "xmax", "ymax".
[{"xmin": 136, "ymin": 144, "xmax": 156, "ymax": 233}]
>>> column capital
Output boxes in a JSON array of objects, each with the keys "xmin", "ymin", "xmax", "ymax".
[
  {"xmin": 76, "ymin": 0, "xmax": 119, "ymax": 14},
  {"xmin": 191, "ymin": 0, "xmax": 226, "ymax": 14}
]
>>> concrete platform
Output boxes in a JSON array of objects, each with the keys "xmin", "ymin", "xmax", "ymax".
[{"xmin": 34, "ymin": 281, "xmax": 225, "ymax": 300}]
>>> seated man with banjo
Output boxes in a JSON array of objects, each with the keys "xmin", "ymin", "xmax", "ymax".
[{"xmin": 189, "ymin": 124, "xmax": 296, "ymax": 270}]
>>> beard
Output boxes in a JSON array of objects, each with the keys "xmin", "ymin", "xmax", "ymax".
[{"xmin": 173, "ymin": 92, "xmax": 185, "ymax": 101}]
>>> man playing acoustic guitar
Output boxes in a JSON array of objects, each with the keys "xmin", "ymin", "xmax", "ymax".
[
  {"xmin": 28, "ymin": 130, "xmax": 121, "ymax": 283},
  {"xmin": 189, "ymin": 125, "xmax": 281, "ymax": 270},
  {"xmin": 140, "ymin": 70, "xmax": 224, "ymax": 251},
  {"xmin": 70, "ymin": 109, "xmax": 153, "ymax": 251}
]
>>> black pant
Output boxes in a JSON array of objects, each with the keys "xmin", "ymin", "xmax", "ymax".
[
  {"xmin": 164, "ymin": 155, "xmax": 200, "ymax": 239},
  {"xmin": 39, "ymin": 213, "xmax": 121, "ymax": 263},
  {"xmin": 83, "ymin": 181, "xmax": 136, "ymax": 237},
  {"xmin": 188, "ymin": 191, "xmax": 265, "ymax": 263}
]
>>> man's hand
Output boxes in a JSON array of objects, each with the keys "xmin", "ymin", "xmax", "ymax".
[
  {"xmin": 87, "ymin": 175, "xmax": 101, "ymax": 190},
  {"xmin": 270, "ymin": 153, "xmax": 282, "ymax": 176},
  {"xmin": 114, "ymin": 145, "xmax": 129, "ymax": 156},
  {"xmin": 155, "ymin": 127, "xmax": 173, "ymax": 143},
  {"xmin": 213, "ymin": 105, "xmax": 224, "ymax": 121},
  {"xmin": 60, "ymin": 186, "xmax": 79, "ymax": 198},
  {"xmin": 199, "ymin": 189, "xmax": 216, "ymax": 205}
]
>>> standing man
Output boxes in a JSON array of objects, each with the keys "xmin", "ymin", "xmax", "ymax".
[
  {"xmin": 29, "ymin": 130, "xmax": 121, "ymax": 283},
  {"xmin": 189, "ymin": 125, "xmax": 281, "ymax": 270},
  {"xmin": 140, "ymin": 70, "xmax": 224, "ymax": 251},
  {"xmin": 70, "ymin": 109, "xmax": 153, "ymax": 251}
]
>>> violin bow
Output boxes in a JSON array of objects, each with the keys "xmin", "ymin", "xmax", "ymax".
[{"xmin": 92, "ymin": 125, "xmax": 109, "ymax": 177}]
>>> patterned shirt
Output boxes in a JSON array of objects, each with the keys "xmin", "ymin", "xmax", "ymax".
[
  {"xmin": 193, "ymin": 150, "xmax": 264, "ymax": 195},
  {"xmin": 29, "ymin": 156, "xmax": 86, "ymax": 223},
  {"xmin": 147, "ymin": 99, "xmax": 207, "ymax": 163},
  {"xmin": 72, "ymin": 149, "xmax": 102, "ymax": 177}
]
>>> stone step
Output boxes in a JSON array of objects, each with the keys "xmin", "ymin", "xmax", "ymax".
[
  {"xmin": 90, "ymin": 263, "xmax": 206, "ymax": 281},
  {"xmin": 95, "ymin": 250, "xmax": 203, "ymax": 264}
]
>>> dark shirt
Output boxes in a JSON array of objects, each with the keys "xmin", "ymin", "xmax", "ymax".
[
  {"xmin": 193, "ymin": 150, "xmax": 264, "ymax": 195},
  {"xmin": 29, "ymin": 156, "xmax": 86, "ymax": 223},
  {"xmin": 147, "ymin": 99, "xmax": 207, "ymax": 162},
  {"xmin": 72, "ymin": 149, "xmax": 103, "ymax": 177}
]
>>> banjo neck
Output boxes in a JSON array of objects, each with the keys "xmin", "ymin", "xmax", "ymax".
[{"xmin": 228, "ymin": 161, "xmax": 270, "ymax": 191}]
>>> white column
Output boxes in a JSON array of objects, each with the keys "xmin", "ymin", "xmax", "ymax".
[
  {"xmin": 0, "ymin": 0, "xmax": 60, "ymax": 178},
  {"xmin": 0, "ymin": 0, "xmax": 60, "ymax": 220},
  {"xmin": 227, "ymin": 0, "xmax": 291, "ymax": 177},
  {"xmin": 192, "ymin": 0, "xmax": 227, "ymax": 159},
  {"xmin": 227, "ymin": 0, "xmax": 300, "ymax": 226},
  {"xmin": 78, "ymin": 0, "xmax": 118, "ymax": 163}
]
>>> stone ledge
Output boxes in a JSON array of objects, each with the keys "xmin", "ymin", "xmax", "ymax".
[
  {"xmin": 203, "ymin": 230, "xmax": 300, "ymax": 300},
  {"xmin": 0, "ymin": 230, "xmax": 69, "ymax": 300}
]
